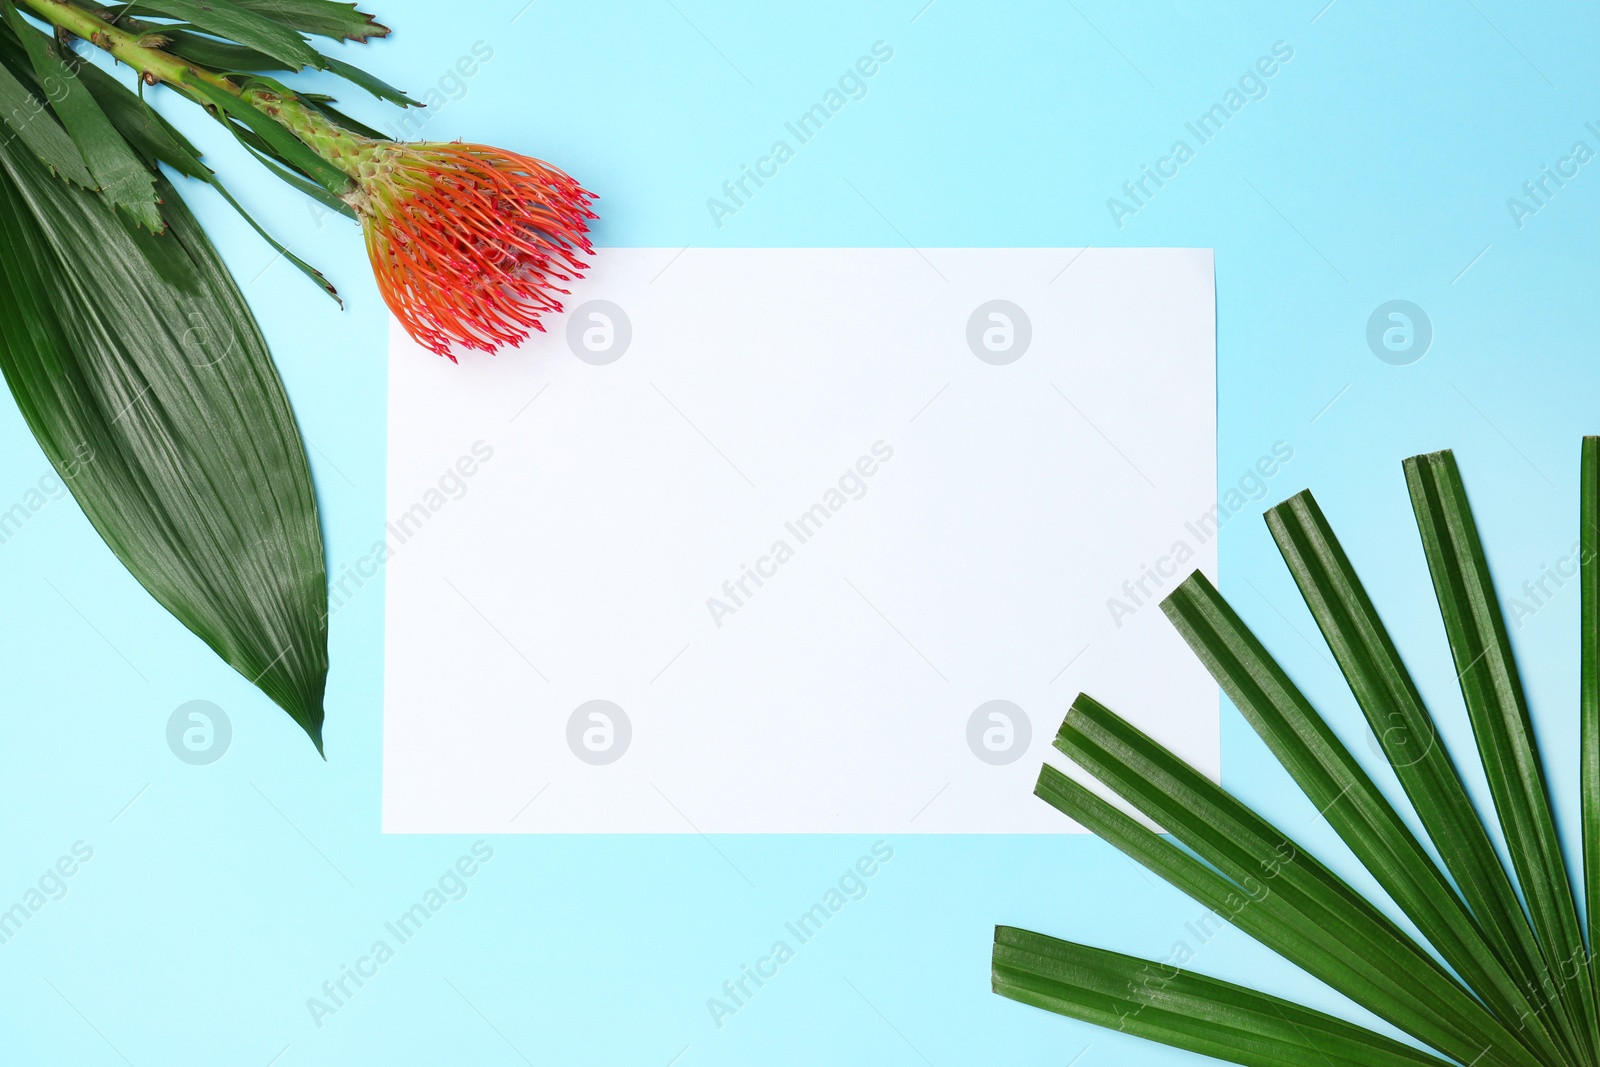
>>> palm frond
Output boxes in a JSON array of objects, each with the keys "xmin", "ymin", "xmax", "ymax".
[{"xmin": 995, "ymin": 442, "xmax": 1600, "ymax": 1067}]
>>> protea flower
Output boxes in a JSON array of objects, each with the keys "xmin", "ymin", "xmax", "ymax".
[
  {"xmin": 250, "ymin": 91, "xmax": 598, "ymax": 360},
  {"xmin": 348, "ymin": 142, "xmax": 597, "ymax": 359}
]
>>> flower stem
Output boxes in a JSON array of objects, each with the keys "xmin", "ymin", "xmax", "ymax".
[
  {"xmin": 241, "ymin": 88, "xmax": 382, "ymax": 183},
  {"xmin": 16, "ymin": 0, "xmax": 240, "ymax": 99}
]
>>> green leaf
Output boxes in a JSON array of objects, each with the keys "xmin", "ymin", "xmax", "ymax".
[
  {"xmin": 161, "ymin": 27, "xmax": 283, "ymax": 72},
  {"xmin": 1585, "ymin": 437, "xmax": 1600, "ymax": 1031},
  {"xmin": 183, "ymin": 74, "xmax": 351, "ymax": 195},
  {"xmin": 1047, "ymin": 699, "xmax": 1542, "ymax": 1067},
  {"xmin": 0, "ymin": 0, "xmax": 161, "ymax": 229},
  {"xmin": 1161, "ymin": 567, "xmax": 1578, "ymax": 1067},
  {"xmin": 0, "ymin": 115, "xmax": 328, "ymax": 751},
  {"xmin": 227, "ymin": 0, "xmax": 388, "ymax": 42},
  {"xmin": 157, "ymin": 28, "xmax": 415, "ymax": 106},
  {"xmin": 207, "ymin": 174, "xmax": 339, "ymax": 302},
  {"xmin": 64, "ymin": 52, "xmax": 213, "ymax": 180},
  {"xmin": 61, "ymin": 58, "xmax": 335, "ymax": 302},
  {"xmin": 125, "ymin": 0, "xmax": 321, "ymax": 71},
  {"xmin": 1267, "ymin": 488, "xmax": 1591, "ymax": 1065},
  {"xmin": 993, "ymin": 927, "xmax": 1450, "ymax": 1067},
  {"xmin": 0, "ymin": 48, "xmax": 93, "ymax": 185},
  {"xmin": 1406, "ymin": 448, "xmax": 1600, "ymax": 1053},
  {"xmin": 302, "ymin": 96, "xmax": 387, "ymax": 141},
  {"xmin": 318, "ymin": 53, "xmax": 416, "ymax": 106},
  {"xmin": 226, "ymin": 122, "xmax": 356, "ymax": 218}
]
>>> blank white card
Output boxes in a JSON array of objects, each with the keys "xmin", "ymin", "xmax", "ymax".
[{"xmin": 382, "ymin": 248, "xmax": 1217, "ymax": 833}]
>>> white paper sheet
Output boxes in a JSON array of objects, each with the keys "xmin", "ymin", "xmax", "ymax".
[{"xmin": 382, "ymin": 248, "xmax": 1217, "ymax": 833}]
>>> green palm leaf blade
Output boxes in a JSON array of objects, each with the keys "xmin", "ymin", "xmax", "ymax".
[
  {"xmin": 1161, "ymin": 568, "xmax": 1576, "ymax": 1066},
  {"xmin": 1406, "ymin": 450, "xmax": 1599, "ymax": 1050},
  {"xmin": 993, "ymin": 926, "xmax": 1450, "ymax": 1067},
  {"xmin": 1267, "ymin": 488, "xmax": 1587, "ymax": 1063},
  {"xmin": 0, "ymin": 118, "xmax": 328, "ymax": 751},
  {"xmin": 1049, "ymin": 700, "xmax": 1541, "ymax": 1067},
  {"xmin": 1582, "ymin": 438, "xmax": 1600, "ymax": 1004}
]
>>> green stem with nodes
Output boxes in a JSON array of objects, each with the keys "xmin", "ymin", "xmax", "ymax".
[
  {"xmin": 244, "ymin": 88, "xmax": 388, "ymax": 183},
  {"xmin": 14, "ymin": 0, "xmax": 372, "ymax": 189},
  {"xmin": 18, "ymin": 0, "xmax": 238, "ymax": 96}
]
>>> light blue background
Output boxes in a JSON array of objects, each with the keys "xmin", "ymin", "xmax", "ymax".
[{"xmin": 2, "ymin": 0, "xmax": 1598, "ymax": 1063}]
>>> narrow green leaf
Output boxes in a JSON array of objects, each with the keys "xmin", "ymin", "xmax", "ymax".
[
  {"xmin": 1407, "ymin": 448, "xmax": 1600, "ymax": 1050},
  {"xmin": 183, "ymin": 74, "xmax": 351, "ymax": 195},
  {"xmin": 1268, "ymin": 488, "xmax": 1590, "ymax": 1064},
  {"xmin": 0, "ymin": 49, "xmax": 93, "ymax": 185},
  {"xmin": 155, "ymin": 30, "xmax": 414, "ymax": 107},
  {"xmin": 161, "ymin": 27, "xmax": 282, "ymax": 72},
  {"xmin": 0, "ymin": 119, "xmax": 328, "ymax": 751},
  {"xmin": 318, "ymin": 53, "xmax": 416, "ymax": 106},
  {"xmin": 1582, "ymin": 436, "xmax": 1600, "ymax": 1032},
  {"xmin": 993, "ymin": 927, "xmax": 1450, "ymax": 1067},
  {"xmin": 1161, "ymin": 567, "xmax": 1577, "ymax": 1067},
  {"xmin": 125, "ymin": 0, "xmax": 321, "ymax": 71},
  {"xmin": 0, "ymin": 0, "xmax": 160, "ymax": 229},
  {"xmin": 1049, "ymin": 699, "xmax": 1541, "ymax": 1067},
  {"xmin": 227, "ymin": 0, "xmax": 388, "ymax": 42},
  {"xmin": 231, "ymin": 129, "xmax": 356, "ymax": 219},
  {"xmin": 207, "ymin": 175, "xmax": 339, "ymax": 302}
]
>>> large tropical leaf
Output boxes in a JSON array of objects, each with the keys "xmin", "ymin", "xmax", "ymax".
[
  {"xmin": 0, "ymin": 106, "xmax": 328, "ymax": 751},
  {"xmin": 995, "ymin": 445, "xmax": 1600, "ymax": 1067}
]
